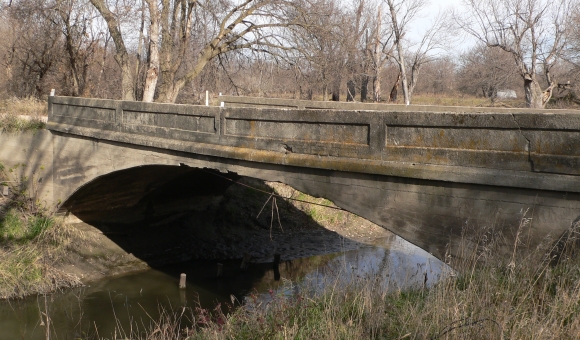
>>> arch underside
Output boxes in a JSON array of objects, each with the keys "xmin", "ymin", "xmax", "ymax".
[{"xmin": 53, "ymin": 133, "xmax": 580, "ymax": 263}]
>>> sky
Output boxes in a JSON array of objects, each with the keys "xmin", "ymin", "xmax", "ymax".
[{"xmin": 409, "ymin": 0, "xmax": 477, "ymax": 55}]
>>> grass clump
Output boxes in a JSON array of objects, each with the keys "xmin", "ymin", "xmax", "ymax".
[
  {"xmin": 0, "ymin": 162, "xmax": 82, "ymax": 299},
  {"xmin": 0, "ymin": 208, "xmax": 53, "ymax": 242},
  {"xmin": 0, "ymin": 97, "xmax": 46, "ymax": 132}
]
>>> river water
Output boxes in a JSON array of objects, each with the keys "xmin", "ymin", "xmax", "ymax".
[{"xmin": 0, "ymin": 235, "xmax": 447, "ymax": 339}]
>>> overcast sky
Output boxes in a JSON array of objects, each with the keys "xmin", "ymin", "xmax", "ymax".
[{"xmin": 408, "ymin": 0, "xmax": 476, "ymax": 56}]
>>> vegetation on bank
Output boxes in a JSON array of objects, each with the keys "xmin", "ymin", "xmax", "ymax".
[
  {"xmin": 0, "ymin": 162, "xmax": 82, "ymax": 299},
  {"xmin": 0, "ymin": 97, "xmax": 46, "ymax": 132},
  {"xmin": 93, "ymin": 221, "xmax": 580, "ymax": 339},
  {"xmin": 1, "ymin": 162, "xmax": 579, "ymax": 337}
]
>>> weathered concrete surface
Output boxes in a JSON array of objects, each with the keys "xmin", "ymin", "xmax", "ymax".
[
  {"xmin": 0, "ymin": 130, "xmax": 53, "ymax": 204},
  {"xmin": 44, "ymin": 96, "xmax": 580, "ymax": 261},
  {"xmin": 220, "ymin": 94, "xmax": 578, "ymax": 113}
]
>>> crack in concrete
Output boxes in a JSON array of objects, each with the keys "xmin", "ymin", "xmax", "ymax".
[{"xmin": 511, "ymin": 113, "xmax": 535, "ymax": 172}]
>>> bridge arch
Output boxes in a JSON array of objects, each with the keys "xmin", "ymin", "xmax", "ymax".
[
  {"xmin": 48, "ymin": 96, "xmax": 580, "ymax": 262},
  {"xmin": 52, "ymin": 132, "xmax": 580, "ymax": 263},
  {"xmin": 61, "ymin": 165, "xmax": 239, "ymax": 224}
]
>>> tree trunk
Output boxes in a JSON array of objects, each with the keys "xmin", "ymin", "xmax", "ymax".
[
  {"xmin": 134, "ymin": 0, "xmax": 146, "ymax": 101},
  {"xmin": 116, "ymin": 54, "xmax": 135, "ymax": 101},
  {"xmin": 360, "ymin": 75, "xmax": 369, "ymax": 101},
  {"xmin": 373, "ymin": 73, "xmax": 381, "ymax": 102},
  {"xmin": 95, "ymin": 36, "xmax": 109, "ymax": 98},
  {"xmin": 156, "ymin": 0, "xmax": 196, "ymax": 103},
  {"xmin": 387, "ymin": 0, "xmax": 409, "ymax": 105},
  {"xmin": 372, "ymin": 7, "xmax": 382, "ymax": 102},
  {"xmin": 58, "ymin": 5, "xmax": 80, "ymax": 96},
  {"xmin": 143, "ymin": 0, "xmax": 160, "ymax": 102},
  {"xmin": 408, "ymin": 63, "xmax": 421, "ymax": 102},
  {"xmin": 524, "ymin": 75, "xmax": 544, "ymax": 109},
  {"xmin": 158, "ymin": 47, "xmax": 212, "ymax": 103},
  {"xmin": 347, "ymin": 80, "xmax": 356, "ymax": 101},
  {"xmin": 331, "ymin": 76, "xmax": 340, "ymax": 101},
  {"xmin": 389, "ymin": 72, "xmax": 401, "ymax": 102},
  {"xmin": 89, "ymin": 0, "xmax": 135, "ymax": 101}
]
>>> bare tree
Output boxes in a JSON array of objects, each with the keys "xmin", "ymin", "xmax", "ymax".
[
  {"xmin": 367, "ymin": 4, "xmax": 395, "ymax": 102},
  {"xmin": 384, "ymin": 0, "xmax": 426, "ymax": 105},
  {"xmin": 566, "ymin": 5, "xmax": 580, "ymax": 81},
  {"xmin": 457, "ymin": 43, "xmax": 520, "ymax": 101},
  {"xmin": 1, "ymin": 0, "xmax": 63, "ymax": 97},
  {"xmin": 457, "ymin": 0, "xmax": 575, "ymax": 108},
  {"xmin": 405, "ymin": 11, "xmax": 453, "ymax": 101},
  {"xmin": 90, "ymin": 0, "xmax": 304, "ymax": 103},
  {"xmin": 383, "ymin": 0, "xmax": 455, "ymax": 104},
  {"xmin": 287, "ymin": 0, "xmax": 346, "ymax": 101},
  {"xmin": 142, "ymin": 0, "xmax": 159, "ymax": 102},
  {"xmin": 88, "ymin": 0, "xmax": 137, "ymax": 100},
  {"xmin": 55, "ymin": 0, "xmax": 105, "ymax": 97}
]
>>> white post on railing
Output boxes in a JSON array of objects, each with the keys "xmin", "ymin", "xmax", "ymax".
[
  {"xmin": 219, "ymin": 92, "xmax": 224, "ymax": 107},
  {"xmin": 49, "ymin": 89, "xmax": 55, "ymax": 96},
  {"xmin": 205, "ymin": 90, "xmax": 209, "ymax": 106}
]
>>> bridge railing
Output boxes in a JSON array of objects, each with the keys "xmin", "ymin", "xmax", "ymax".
[
  {"xmin": 218, "ymin": 95, "xmax": 545, "ymax": 113},
  {"xmin": 47, "ymin": 96, "xmax": 580, "ymax": 194}
]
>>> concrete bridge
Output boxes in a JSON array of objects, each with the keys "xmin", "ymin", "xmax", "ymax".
[{"xmin": 6, "ymin": 96, "xmax": 580, "ymax": 261}]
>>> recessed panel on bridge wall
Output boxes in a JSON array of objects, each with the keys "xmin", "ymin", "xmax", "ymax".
[
  {"xmin": 224, "ymin": 118, "xmax": 370, "ymax": 157},
  {"xmin": 121, "ymin": 110, "xmax": 217, "ymax": 141},
  {"xmin": 526, "ymin": 130, "xmax": 580, "ymax": 175},
  {"xmin": 225, "ymin": 119, "xmax": 368, "ymax": 144},
  {"xmin": 385, "ymin": 126, "xmax": 531, "ymax": 170},
  {"xmin": 51, "ymin": 103, "xmax": 116, "ymax": 130}
]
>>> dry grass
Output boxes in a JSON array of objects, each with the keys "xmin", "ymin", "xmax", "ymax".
[
  {"xmin": 0, "ymin": 97, "xmax": 47, "ymax": 132},
  {"xmin": 0, "ymin": 227, "xmax": 83, "ymax": 299},
  {"xmin": 0, "ymin": 97, "xmax": 47, "ymax": 116},
  {"xmin": 75, "ymin": 216, "xmax": 580, "ymax": 339},
  {"xmin": 0, "ymin": 162, "xmax": 83, "ymax": 299},
  {"xmin": 409, "ymin": 93, "xmax": 527, "ymax": 108}
]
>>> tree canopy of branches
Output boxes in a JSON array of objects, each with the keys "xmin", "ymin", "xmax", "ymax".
[
  {"xmin": 457, "ymin": 43, "xmax": 520, "ymax": 101},
  {"xmin": 2, "ymin": 0, "xmax": 579, "ymax": 107},
  {"xmin": 89, "ymin": 0, "xmax": 302, "ymax": 103},
  {"xmin": 384, "ymin": 0, "xmax": 451, "ymax": 104}
]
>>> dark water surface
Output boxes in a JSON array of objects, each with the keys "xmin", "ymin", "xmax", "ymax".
[{"xmin": 0, "ymin": 236, "xmax": 447, "ymax": 339}]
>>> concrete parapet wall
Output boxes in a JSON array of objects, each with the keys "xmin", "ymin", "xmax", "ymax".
[{"xmin": 48, "ymin": 96, "xmax": 580, "ymax": 193}]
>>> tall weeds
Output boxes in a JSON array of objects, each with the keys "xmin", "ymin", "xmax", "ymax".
[
  {"xmin": 16, "ymin": 216, "xmax": 577, "ymax": 339},
  {"xmin": 0, "ymin": 162, "xmax": 82, "ymax": 299},
  {"xmin": 145, "ymin": 218, "xmax": 580, "ymax": 339}
]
